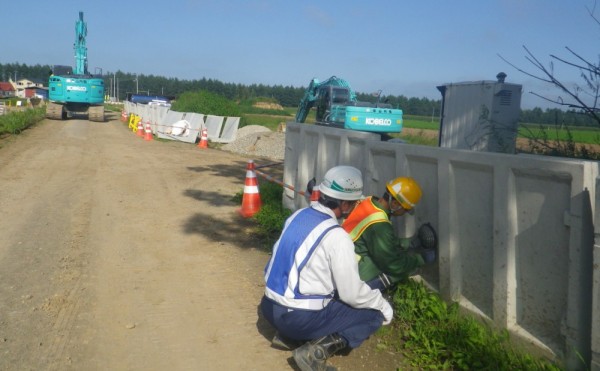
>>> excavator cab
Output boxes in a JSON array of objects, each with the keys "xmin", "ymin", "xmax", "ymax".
[{"xmin": 315, "ymin": 86, "xmax": 351, "ymax": 126}]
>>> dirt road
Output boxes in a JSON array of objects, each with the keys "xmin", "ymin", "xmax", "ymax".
[{"xmin": 0, "ymin": 114, "xmax": 401, "ymax": 371}]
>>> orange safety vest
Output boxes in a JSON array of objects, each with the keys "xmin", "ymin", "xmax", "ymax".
[{"xmin": 342, "ymin": 197, "xmax": 390, "ymax": 242}]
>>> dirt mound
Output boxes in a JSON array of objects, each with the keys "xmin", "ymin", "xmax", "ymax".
[{"xmin": 253, "ymin": 102, "xmax": 284, "ymax": 110}]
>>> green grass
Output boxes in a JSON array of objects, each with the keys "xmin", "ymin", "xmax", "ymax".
[
  {"xmin": 0, "ymin": 107, "xmax": 45, "ymax": 136},
  {"xmin": 242, "ymin": 113, "xmax": 292, "ymax": 131},
  {"xmin": 385, "ymin": 280, "xmax": 562, "ymax": 370},
  {"xmin": 232, "ymin": 181, "xmax": 292, "ymax": 249},
  {"xmin": 404, "ymin": 115, "xmax": 440, "ymax": 130},
  {"xmin": 519, "ymin": 124, "xmax": 600, "ymax": 145},
  {"xmin": 104, "ymin": 103, "xmax": 124, "ymax": 112}
]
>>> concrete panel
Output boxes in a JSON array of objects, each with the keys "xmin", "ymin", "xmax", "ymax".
[
  {"xmin": 157, "ymin": 110, "xmax": 185, "ymax": 134},
  {"xmin": 453, "ymin": 161, "xmax": 495, "ymax": 318},
  {"xmin": 212, "ymin": 117, "xmax": 240, "ymax": 143},
  {"xmin": 591, "ymin": 176, "xmax": 600, "ymax": 371},
  {"xmin": 149, "ymin": 105, "xmax": 169, "ymax": 133},
  {"xmin": 282, "ymin": 123, "xmax": 321, "ymax": 210},
  {"xmin": 513, "ymin": 169, "xmax": 571, "ymax": 352},
  {"xmin": 205, "ymin": 115, "xmax": 224, "ymax": 140},
  {"xmin": 593, "ymin": 233, "xmax": 600, "ymax": 370},
  {"xmin": 124, "ymin": 101, "xmax": 134, "ymax": 114},
  {"xmin": 282, "ymin": 123, "xmax": 379, "ymax": 211},
  {"xmin": 185, "ymin": 113, "xmax": 206, "ymax": 140},
  {"xmin": 139, "ymin": 104, "xmax": 151, "ymax": 123}
]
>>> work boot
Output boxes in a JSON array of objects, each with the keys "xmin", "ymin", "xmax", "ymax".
[
  {"xmin": 292, "ymin": 333, "xmax": 347, "ymax": 371},
  {"xmin": 271, "ymin": 331, "xmax": 302, "ymax": 350}
]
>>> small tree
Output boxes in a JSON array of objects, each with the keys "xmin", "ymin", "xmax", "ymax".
[
  {"xmin": 499, "ymin": 2, "xmax": 600, "ymax": 159},
  {"xmin": 500, "ymin": 3, "xmax": 600, "ymax": 126}
]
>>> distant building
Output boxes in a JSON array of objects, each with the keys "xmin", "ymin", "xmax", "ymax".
[
  {"xmin": 11, "ymin": 78, "xmax": 45, "ymax": 98},
  {"xmin": 24, "ymin": 86, "xmax": 48, "ymax": 100},
  {"xmin": 0, "ymin": 82, "xmax": 16, "ymax": 98}
]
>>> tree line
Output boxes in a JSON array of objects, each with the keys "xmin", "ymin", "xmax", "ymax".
[{"xmin": 1, "ymin": 62, "xmax": 596, "ymax": 127}]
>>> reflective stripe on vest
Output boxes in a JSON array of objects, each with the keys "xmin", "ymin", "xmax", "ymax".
[
  {"xmin": 264, "ymin": 207, "xmax": 339, "ymax": 309},
  {"xmin": 342, "ymin": 197, "xmax": 389, "ymax": 242}
]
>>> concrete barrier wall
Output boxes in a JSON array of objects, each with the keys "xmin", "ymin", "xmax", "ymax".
[
  {"xmin": 123, "ymin": 104, "xmax": 239, "ymax": 143},
  {"xmin": 593, "ymin": 178, "xmax": 600, "ymax": 371},
  {"xmin": 284, "ymin": 122, "xmax": 598, "ymax": 370}
]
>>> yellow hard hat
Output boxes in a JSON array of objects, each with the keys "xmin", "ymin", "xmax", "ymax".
[{"xmin": 386, "ymin": 177, "xmax": 422, "ymax": 211}]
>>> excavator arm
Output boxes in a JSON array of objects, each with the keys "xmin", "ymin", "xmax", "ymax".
[
  {"xmin": 295, "ymin": 78, "xmax": 320, "ymax": 123},
  {"xmin": 73, "ymin": 11, "xmax": 88, "ymax": 75}
]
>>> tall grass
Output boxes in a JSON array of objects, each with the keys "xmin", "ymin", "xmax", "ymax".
[
  {"xmin": 0, "ymin": 107, "xmax": 45, "ymax": 136},
  {"xmin": 386, "ymin": 280, "xmax": 562, "ymax": 370}
]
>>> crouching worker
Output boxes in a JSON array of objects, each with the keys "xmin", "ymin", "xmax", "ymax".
[
  {"xmin": 342, "ymin": 176, "xmax": 437, "ymax": 292},
  {"xmin": 260, "ymin": 166, "xmax": 394, "ymax": 371}
]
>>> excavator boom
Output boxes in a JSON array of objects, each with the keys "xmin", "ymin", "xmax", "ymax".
[{"xmin": 73, "ymin": 11, "xmax": 88, "ymax": 75}]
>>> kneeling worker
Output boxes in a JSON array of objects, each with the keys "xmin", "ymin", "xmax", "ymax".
[
  {"xmin": 260, "ymin": 165, "xmax": 393, "ymax": 371},
  {"xmin": 342, "ymin": 176, "xmax": 437, "ymax": 291}
]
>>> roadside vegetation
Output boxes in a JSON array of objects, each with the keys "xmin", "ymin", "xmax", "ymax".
[
  {"xmin": 238, "ymin": 182, "xmax": 563, "ymax": 370},
  {"xmin": 0, "ymin": 107, "xmax": 45, "ymax": 138}
]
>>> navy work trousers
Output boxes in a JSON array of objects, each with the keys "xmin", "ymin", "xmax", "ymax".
[{"xmin": 260, "ymin": 296, "xmax": 383, "ymax": 348}]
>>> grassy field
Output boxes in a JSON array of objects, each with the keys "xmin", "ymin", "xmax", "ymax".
[
  {"xmin": 404, "ymin": 114, "xmax": 600, "ymax": 146},
  {"xmin": 519, "ymin": 123, "xmax": 600, "ymax": 145}
]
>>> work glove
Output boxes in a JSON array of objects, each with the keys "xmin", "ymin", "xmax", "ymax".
[
  {"xmin": 408, "ymin": 235, "xmax": 422, "ymax": 250},
  {"xmin": 420, "ymin": 248, "xmax": 436, "ymax": 264},
  {"xmin": 380, "ymin": 299, "xmax": 394, "ymax": 325},
  {"xmin": 409, "ymin": 223, "xmax": 438, "ymax": 264}
]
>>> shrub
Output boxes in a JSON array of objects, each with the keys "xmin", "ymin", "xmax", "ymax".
[{"xmin": 171, "ymin": 90, "xmax": 241, "ymax": 118}]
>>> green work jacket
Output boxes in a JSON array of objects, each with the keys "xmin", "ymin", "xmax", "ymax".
[{"xmin": 343, "ymin": 197, "xmax": 424, "ymax": 284}]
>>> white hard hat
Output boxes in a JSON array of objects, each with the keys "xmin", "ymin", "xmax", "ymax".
[{"xmin": 319, "ymin": 166, "xmax": 363, "ymax": 201}]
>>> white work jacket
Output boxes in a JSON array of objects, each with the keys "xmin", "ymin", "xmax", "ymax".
[{"xmin": 264, "ymin": 203, "xmax": 388, "ymax": 313}]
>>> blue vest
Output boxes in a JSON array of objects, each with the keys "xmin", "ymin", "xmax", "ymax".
[{"xmin": 264, "ymin": 207, "xmax": 339, "ymax": 307}]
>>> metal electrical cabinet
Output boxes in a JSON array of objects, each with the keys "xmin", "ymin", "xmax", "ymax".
[{"xmin": 437, "ymin": 73, "xmax": 522, "ymax": 153}]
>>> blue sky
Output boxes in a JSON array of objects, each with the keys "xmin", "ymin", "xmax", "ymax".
[{"xmin": 1, "ymin": 0, "xmax": 598, "ymax": 109}]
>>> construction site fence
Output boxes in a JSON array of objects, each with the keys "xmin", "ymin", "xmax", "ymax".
[
  {"xmin": 282, "ymin": 122, "xmax": 600, "ymax": 371},
  {"xmin": 123, "ymin": 101, "xmax": 240, "ymax": 144}
]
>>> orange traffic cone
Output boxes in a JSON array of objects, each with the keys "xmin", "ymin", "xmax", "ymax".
[
  {"xmin": 136, "ymin": 120, "xmax": 144, "ymax": 137},
  {"xmin": 144, "ymin": 122, "xmax": 153, "ymax": 141},
  {"xmin": 197, "ymin": 127, "xmax": 208, "ymax": 149},
  {"xmin": 239, "ymin": 160, "xmax": 261, "ymax": 218},
  {"xmin": 310, "ymin": 185, "xmax": 321, "ymax": 205},
  {"xmin": 121, "ymin": 110, "xmax": 127, "ymax": 123}
]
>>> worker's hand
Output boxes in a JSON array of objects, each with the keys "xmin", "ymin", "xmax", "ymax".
[
  {"xmin": 381, "ymin": 300, "xmax": 394, "ymax": 325},
  {"xmin": 408, "ymin": 235, "xmax": 422, "ymax": 250},
  {"xmin": 420, "ymin": 248, "xmax": 437, "ymax": 264}
]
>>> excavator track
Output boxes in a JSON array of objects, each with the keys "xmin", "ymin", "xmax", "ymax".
[
  {"xmin": 88, "ymin": 106, "xmax": 105, "ymax": 122},
  {"xmin": 46, "ymin": 102, "xmax": 66, "ymax": 120}
]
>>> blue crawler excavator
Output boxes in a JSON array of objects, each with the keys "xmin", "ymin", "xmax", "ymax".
[{"xmin": 47, "ymin": 12, "xmax": 105, "ymax": 122}]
